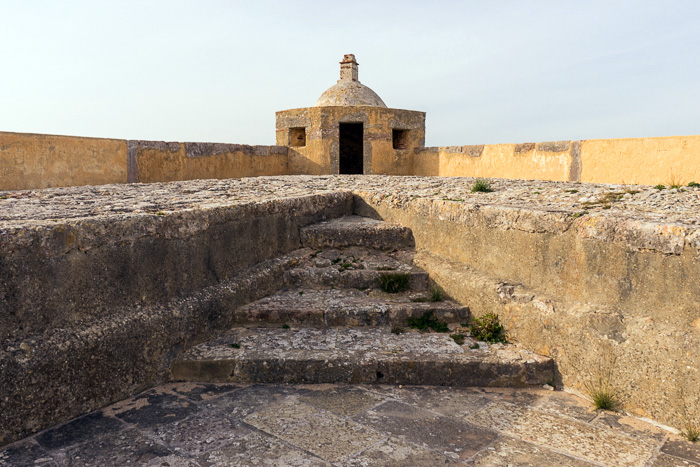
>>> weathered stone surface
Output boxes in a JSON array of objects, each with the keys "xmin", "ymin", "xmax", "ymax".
[
  {"xmin": 245, "ymin": 400, "xmax": 385, "ymax": 463},
  {"xmin": 300, "ymin": 215, "xmax": 414, "ymax": 250},
  {"xmin": 233, "ymin": 288, "xmax": 466, "ymax": 327},
  {"xmin": 467, "ymin": 400, "xmax": 656, "ymax": 466},
  {"xmin": 356, "ymin": 400, "xmax": 498, "ymax": 461},
  {"xmin": 0, "ymin": 382, "xmax": 692, "ymax": 465},
  {"xmin": 170, "ymin": 326, "xmax": 554, "ymax": 386},
  {"xmin": 3, "ymin": 174, "xmax": 700, "ymax": 440}
]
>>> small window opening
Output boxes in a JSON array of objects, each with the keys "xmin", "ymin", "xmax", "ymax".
[
  {"xmin": 392, "ymin": 129, "xmax": 408, "ymax": 150},
  {"xmin": 290, "ymin": 127, "xmax": 306, "ymax": 147}
]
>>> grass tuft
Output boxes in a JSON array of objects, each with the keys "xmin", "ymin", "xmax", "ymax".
[
  {"xmin": 412, "ymin": 287, "xmax": 444, "ymax": 303},
  {"xmin": 585, "ymin": 358, "xmax": 620, "ymax": 411},
  {"xmin": 408, "ymin": 311, "xmax": 449, "ymax": 333},
  {"xmin": 688, "ymin": 181, "xmax": 700, "ymax": 188},
  {"xmin": 655, "ymin": 184, "xmax": 666, "ymax": 190},
  {"xmin": 682, "ymin": 422, "xmax": 700, "ymax": 442},
  {"xmin": 379, "ymin": 273, "xmax": 411, "ymax": 293},
  {"xmin": 471, "ymin": 178, "xmax": 493, "ymax": 193},
  {"xmin": 470, "ymin": 313, "xmax": 507, "ymax": 344}
]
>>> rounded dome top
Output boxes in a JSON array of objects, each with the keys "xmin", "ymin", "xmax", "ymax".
[
  {"xmin": 315, "ymin": 81, "xmax": 387, "ymax": 107},
  {"xmin": 314, "ymin": 54, "xmax": 387, "ymax": 108}
]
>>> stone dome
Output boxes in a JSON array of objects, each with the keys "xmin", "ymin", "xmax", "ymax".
[{"xmin": 314, "ymin": 54, "xmax": 387, "ymax": 108}]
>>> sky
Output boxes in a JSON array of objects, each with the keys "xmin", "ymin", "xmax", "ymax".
[{"xmin": 1, "ymin": 1, "xmax": 698, "ymax": 146}]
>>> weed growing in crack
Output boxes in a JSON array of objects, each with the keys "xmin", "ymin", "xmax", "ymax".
[
  {"xmin": 379, "ymin": 273, "xmax": 411, "ymax": 293},
  {"xmin": 469, "ymin": 313, "xmax": 507, "ymax": 344},
  {"xmin": 585, "ymin": 354, "xmax": 620, "ymax": 411},
  {"xmin": 688, "ymin": 181, "xmax": 700, "ymax": 188},
  {"xmin": 391, "ymin": 326, "xmax": 405, "ymax": 335},
  {"xmin": 469, "ymin": 342, "xmax": 480, "ymax": 349},
  {"xmin": 411, "ymin": 287, "xmax": 444, "ymax": 303},
  {"xmin": 471, "ymin": 178, "xmax": 492, "ymax": 193},
  {"xmin": 282, "ymin": 324, "xmax": 290, "ymax": 329},
  {"xmin": 408, "ymin": 311, "xmax": 449, "ymax": 333},
  {"xmin": 682, "ymin": 422, "xmax": 700, "ymax": 442}
]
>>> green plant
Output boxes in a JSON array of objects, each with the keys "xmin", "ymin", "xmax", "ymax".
[
  {"xmin": 428, "ymin": 287, "xmax": 443, "ymax": 302},
  {"xmin": 585, "ymin": 357, "xmax": 620, "ymax": 411},
  {"xmin": 666, "ymin": 173, "xmax": 684, "ymax": 189},
  {"xmin": 586, "ymin": 379, "xmax": 620, "ymax": 411},
  {"xmin": 411, "ymin": 287, "xmax": 444, "ymax": 303},
  {"xmin": 565, "ymin": 189, "xmax": 579, "ymax": 194},
  {"xmin": 376, "ymin": 266, "xmax": 396, "ymax": 271},
  {"xmin": 689, "ymin": 181, "xmax": 700, "ymax": 188},
  {"xmin": 572, "ymin": 211, "xmax": 589, "ymax": 218},
  {"xmin": 298, "ymin": 290, "xmax": 304, "ymax": 296},
  {"xmin": 469, "ymin": 342, "xmax": 480, "ymax": 349},
  {"xmin": 471, "ymin": 178, "xmax": 493, "ymax": 193},
  {"xmin": 391, "ymin": 326, "xmax": 405, "ymax": 334},
  {"xmin": 229, "ymin": 343, "xmax": 240, "ymax": 349},
  {"xmin": 408, "ymin": 311, "xmax": 449, "ymax": 333},
  {"xmin": 470, "ymin": 313, "xmax": 507, "ymax": 344},
  {"xmin": 282, "ymin": 324, "xmax": 290, "ymax": 329},
  {"xmin": 378, "ymin": 273, "xmax": 411, "ymax": 293},
  {"xmin": 655, "ymin": 184, "xmax": 666, "ymax": 190},
  {"xmin": 682, "ymin": 422, "xmax": 700, "ymax": 442},
  {"xmin": 450, "ymin": 334, "xmax": 465, "ymax": 345}
]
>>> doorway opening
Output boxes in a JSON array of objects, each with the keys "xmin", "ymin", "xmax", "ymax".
[{"xmin": 339, "ymin": 123, "xmax": 363, "ymax": 174}]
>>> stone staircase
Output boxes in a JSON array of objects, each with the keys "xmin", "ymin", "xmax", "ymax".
[{"xmin": 170, "ymin": 216, "xmax": 553, "ymax": 387}]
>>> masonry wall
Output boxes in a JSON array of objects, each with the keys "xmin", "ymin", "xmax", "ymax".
[
  {"xmin": 0, "ymin": 132, "xmax": 128, "ymax": 190},
  {"xmin": 0, "ymin": 131, "xmax": 288, "ymax": 191},
  {"xmin": 413, "ymin": 134, "xmax": 700, "ymax": 185},
  {"xmin": 3, "ymin": 130, "xmax": 700, "ymax": 190}
]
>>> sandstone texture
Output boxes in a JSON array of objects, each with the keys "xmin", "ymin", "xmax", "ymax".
[{"xmin": 2, "ymin": 174, "xmax": 700, "ymax": 443}]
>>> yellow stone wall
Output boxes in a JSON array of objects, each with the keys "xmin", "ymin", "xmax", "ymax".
[
  {"xmin": 2, "ymin": 128, "xmax": 700, "ymax": 190},
  {"xmin": 580, "ymin": 135, "xmax": 700, "ymax": 185},
  {"xmin": 413, "ymin": 141, "xmax": 573, "ymax": 182},
  {"xmin": 0, "ymin": 131, "xmax": 127, "ymax": 191},
  {"xmin": 134, "ymin": 142, "xmax": 288, "ymax": 183}
]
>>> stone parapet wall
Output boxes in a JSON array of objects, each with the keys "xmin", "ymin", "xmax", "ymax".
[
  {"xmin": 414, "ymin": 134, "xmax": 700, "ymax": 185},
  {"xmin": 0, "ymin": 131, "xmax": 288, "ymax": 190},
  {"xmin": 0, "ymin": 132, "xmax": 128, "ymax": 191}
]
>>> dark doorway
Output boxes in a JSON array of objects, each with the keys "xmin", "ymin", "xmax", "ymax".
[{"xmin": 339, "ymin": 123, "xmax": 363, "ymax": 174}]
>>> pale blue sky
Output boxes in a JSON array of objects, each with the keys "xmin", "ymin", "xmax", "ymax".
[{"xmin": 1, "ymin": 1, "xmax": 698, "ymax": 146}]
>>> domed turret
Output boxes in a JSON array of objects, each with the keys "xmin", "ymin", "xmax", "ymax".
[{"xmin": 315, "ymin": 54, "xmax": 387, "ymax": 108}]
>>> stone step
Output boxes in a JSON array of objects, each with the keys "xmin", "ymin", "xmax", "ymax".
[
  {"xmin": 170, "ymin": 326, "xmax": 554, "ymax": 387},
  {"xmin": 284, "ymin": 246, "xmax": 429, "ymax": 291},
  {"xmin": 300, "ymin": 215, "xmax": 414, "ymax": 250},
  {"xmin": 232, "ymin": 288, "xmax": 468, "ymax": 327}
]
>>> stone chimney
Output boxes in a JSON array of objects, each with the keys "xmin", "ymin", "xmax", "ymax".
[{"xmin": 339, "ymin": 54, "xmax": 359, "ymax": 82}]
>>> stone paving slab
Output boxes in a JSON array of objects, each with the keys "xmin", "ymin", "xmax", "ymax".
[
  {"xmin": 170, "ymin": 326, "xmax": 553, "ymax": 387},
  {"xmin": 2, "ymin": 383, "xmax": 700, "ymax": 466}
]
